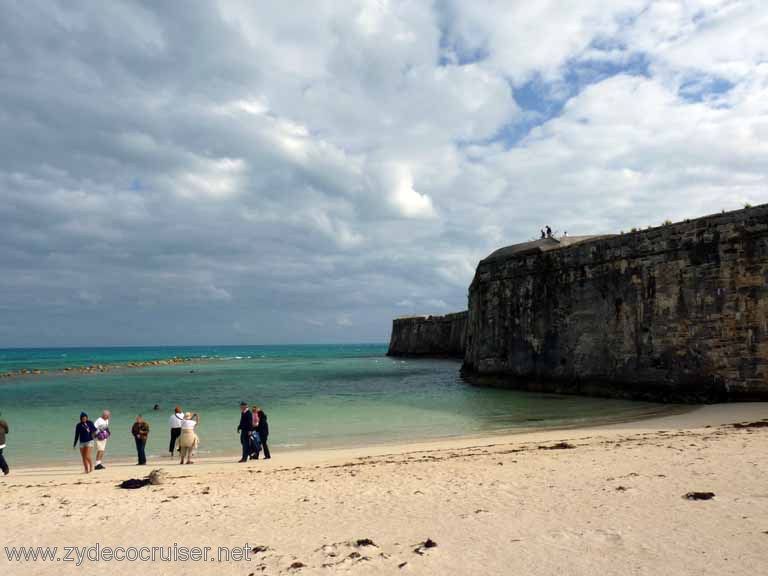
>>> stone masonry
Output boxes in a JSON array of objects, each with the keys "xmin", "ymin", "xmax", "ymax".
[
  {"xmin": 462, "ymin": 204, "xmax": 768, "ymax": 401},
  {"xmin": 387, "ymin": 312, "xmax": 467, "ymax": 358}
]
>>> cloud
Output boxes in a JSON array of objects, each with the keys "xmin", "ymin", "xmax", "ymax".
[
  {"xmin": 336, "ymin": 313, "xmax": 354, "ymax": 327},
  {"xmin": 386, "ymin": 163, "xmax": 436, "ymax": 219},
  {"xmin": 175, "ymin": 157, "xmax": 247, "ymax": 201},
  {"xmin": 625, "ymin": 0, "xmax": 768, "ymax": 83},
  {"xmin": 476, "ymin": 72, "xmax": 768, "ymax": 235},
  {"xmin": 438, "ymin": 0, "xmax": 644, "ymax": 83},
  {"xmin": 0, "ymin": 0, "xmax": 765, "ymax": 346}
]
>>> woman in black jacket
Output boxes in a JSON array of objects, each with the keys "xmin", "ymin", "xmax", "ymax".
[
  {"xmin": 256, "ymin": 408, "xmax": 270, "ymax": 459},
  {"xmin": 73, "ymin": 412, "xmax": 97, "ymax": 473}
]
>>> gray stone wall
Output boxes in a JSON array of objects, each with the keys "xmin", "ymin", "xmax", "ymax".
[
  {"xmin": 463, "ymin": 205, "xmax": 768, "ymax": 402},
  {"xmin": 387, "ymin": 312, "xmax": 467, "ymax": 358}
]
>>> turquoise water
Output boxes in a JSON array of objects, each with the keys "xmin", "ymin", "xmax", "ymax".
[{"xmin": 0, "ymin": 345, "xmax": 672, "ymax": 466}]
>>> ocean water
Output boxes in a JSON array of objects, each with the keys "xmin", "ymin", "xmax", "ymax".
[{"xmin": 0, "ymin": 345, "xmax": 673, "ymax": 466}]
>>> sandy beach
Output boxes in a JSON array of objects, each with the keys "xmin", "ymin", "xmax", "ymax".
[{"xmin": 1, "ymin": 403, "xmax": 767, "ymax": 576}]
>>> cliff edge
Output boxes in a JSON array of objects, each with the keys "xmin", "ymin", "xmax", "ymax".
[
  {"xmin": 388, "ymin": 203, "xmax": 768, "ymax": 402},
  {"xmin": 463, "ymin": 204, "xmax": 768, "ymax": 402}
]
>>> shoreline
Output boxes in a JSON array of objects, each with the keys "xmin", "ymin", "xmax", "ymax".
[
  {"xmin": 5, "ymin": 401, "xmax": 691, "ymax": 472},
  {"xmin": 4, "ymin": 402, "xmax": 760, "ymax": 476}
]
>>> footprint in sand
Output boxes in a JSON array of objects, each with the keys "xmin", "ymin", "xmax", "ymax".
[{"xmin": 547, "ymin": 529, "xmax": 624, "ymax": 548}]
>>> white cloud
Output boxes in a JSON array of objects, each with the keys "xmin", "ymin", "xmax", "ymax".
[
  {"xmin": 627, "ymin": 0, "xmax": 768, "ymax": 83},
  {"xmin": 204, "ymin": 285, "xmax": 233, "ymax": 302},
  {"xmin": 175, "ymin": 158, "xmax": 247, "ymax": 201},
  {"xmin": 0, "ymin": 0, "xmax": 766, "ymax": 345},
  {"xmin": 477, "ymin": 72, "xmax": 768, "ymax": 235},
  {"xmin": 441, "ymin": 0, "xmax": 644, "ymax": 83},
  {"xmin": 386, "ymin": 163, "xmax": 436, "ymax": 219},
  {"xmin": 336, "ymin": 313, "xmax": 353, "ymax": 327}
]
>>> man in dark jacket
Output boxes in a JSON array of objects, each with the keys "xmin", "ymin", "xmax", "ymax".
[
  {"xmin": 131, "ymin": 415, "xmax": 150, "ymax": 465},
  {"xmin": 236, "ymin": 402, "xmax": 252, "ymax": 463},
  {"xmin": 0, "ymin": 413, "xmax": 9, "ymax": 475},
  {"xmin": 256, "ymin": 407, "xmax": 270, "ymax": 460}
]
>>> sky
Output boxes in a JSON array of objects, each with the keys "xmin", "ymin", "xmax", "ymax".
[{"xmin": 1, "ymin": 0, "xmax": 767, "ymax": 347}]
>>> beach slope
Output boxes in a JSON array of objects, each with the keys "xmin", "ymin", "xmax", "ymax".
[{"xmin": 1, "ymin": 403, "xmax": 767, "ymax": 576}]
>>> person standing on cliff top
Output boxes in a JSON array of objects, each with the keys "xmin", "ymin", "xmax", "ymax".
[
  {"xmin": 546, "ymin": 225, "xmax": 552, "ymax": 238},
  {"xmin": 0, "ymin": 412, "xmax": 9, "ymax": 475}
]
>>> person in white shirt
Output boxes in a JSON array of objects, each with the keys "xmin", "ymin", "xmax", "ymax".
[
  {"xmin": 178, "ymin": 412, "xmax": 199, "ymax": 465},
  {"xmin": 93, "ymin": 410, "xmax": 111, "ymax": 470},
  {"xmin": 169, "ymin": 406, "xmax": 184, "ymax": 456}
]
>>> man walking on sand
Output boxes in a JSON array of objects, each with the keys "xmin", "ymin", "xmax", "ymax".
[
  {"xmin": 0, "ymin": 412, "xmax": 9, "ymax": 475},
  {"xmin": 132, "ymin": 414, "xmax": 150, "ymax": 465},
  {"xmin": 93, "ymin": 409, "xmax": 111, "ymax": 470},
  {"xmin": 169, "ymin": 406, "xmax": 184, "ymax": 455},
  {"xmin": 237, "ymin": 402, "xmax": 252, "ymax": 463}
]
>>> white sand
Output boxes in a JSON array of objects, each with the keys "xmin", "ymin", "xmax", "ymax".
[{"xmin": 1, "ymin": 403, "xmax": 767, "ymax": 576}]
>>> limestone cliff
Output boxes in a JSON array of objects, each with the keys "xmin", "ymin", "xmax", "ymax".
[
  {"xmin": 463, "ymin": 205, "xmax": 768, "ymax": 401},
  {"xmin": 387, "ymin": 312, "xmax": 467, "ymax": 358}
]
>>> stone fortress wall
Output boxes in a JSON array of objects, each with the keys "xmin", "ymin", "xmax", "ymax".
[
  {"xmin": 388, "ymin": 204, "xmax": 768, "ymax": 402},
  {"xmin": 386, "ymin": 312, "xmax": 467, "ymax": 358}
]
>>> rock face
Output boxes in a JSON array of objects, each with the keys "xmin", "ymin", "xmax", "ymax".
[
  {"xmin": 463, "ymin": 205, "xmax": 768, "ymax": 402},
  {"xmin": 387, "ymin": 312, "xmax": 467, "ymax": 358}
]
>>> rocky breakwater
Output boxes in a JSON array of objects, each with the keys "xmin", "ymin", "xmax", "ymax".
[
  {"xmin": 387, "ymin": 312, "xmax": 468, "ymax": 358},
  {"xmin": 462, "ymin": 205, "xmax": 768, "ymax": 402},
  {"xmin": 0, "ymin": 357, "xmax": 196, "ymax": 380}
]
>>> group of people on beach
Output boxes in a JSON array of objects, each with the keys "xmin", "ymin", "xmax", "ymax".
[
  {"xmin": 73, "ymin": 410, "xmax": 112, "ymax": 473},
  {"xmin": 237, "ymin": 402, "xmax": 270, "ymax": 462},
  {"xmin": 67, "ymin": 403, "xmax": 270, "ymax": 473},
  {"xmin": 167, "ymin": 406, "xmax": 201, "ymax": 465}
]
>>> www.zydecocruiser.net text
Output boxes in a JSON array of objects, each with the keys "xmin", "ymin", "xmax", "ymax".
[{"xmin": 5, "ymin": 544, "xmax": 253, "ymax": 565}]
